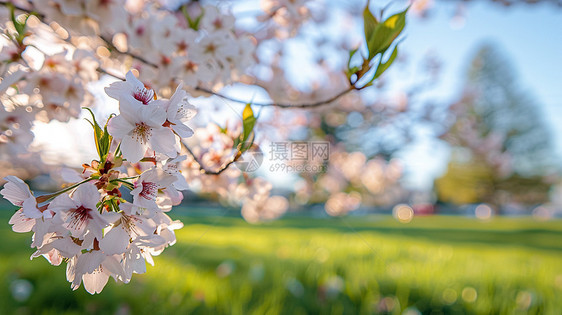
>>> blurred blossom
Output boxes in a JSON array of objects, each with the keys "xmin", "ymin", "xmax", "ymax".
[
  {"xmin": 241, "ymin": 195, "xmax": 288, "ymax": 223},
  {"xmin": 325, "ymin": 192, "xmax": 361, "ymax": 216},
  {"xmin": 393, "ymin": 204, "xmax": 414, "ymax": 223},
  {"xmin": 532, "ymin": 205, "xmax": 553, "ymax": 221},
  {"xmin": 260, "ymin": 0, "xmax": 311, "ymax": 39},
  {"xmin": 312, "ymin": 146, "xmax": 404, "ymax": 214},
  {"xmin": 475, "ymin": 204, "xmax": 493, "ymax": 220},
  {"xmin": 338, "ymin": 152, "xmax": 366, "ymax": 182},
  {"xmin": 411, "ymin": 0, "xmax": 434, "ymax": 17}
]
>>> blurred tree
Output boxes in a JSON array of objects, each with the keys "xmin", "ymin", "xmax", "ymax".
[{"xmin": 435, "ymin": 44, "xmax": 557, "ymax": 209}]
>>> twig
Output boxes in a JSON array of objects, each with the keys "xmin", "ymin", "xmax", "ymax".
[
  {"xmin": 96, "ymin": 67, "xmax": 125, "ymax": 80},
  {"xmin": 98, "ymin": 35, "xmax": 159, "ymax": 68},
  {"xmin": 194, "ymin": 86, "xmax": 355, "ymax": 108},
  {"xmin": 181, "ymin": 141, "xmax": 239, "ymax": 175}
]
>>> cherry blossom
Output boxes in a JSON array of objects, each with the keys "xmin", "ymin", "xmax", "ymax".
[
  {"xmin": 131, "ymin": 167, "xmax": 176, "ymax": 211},
  {"xmin": 1, "ymin": 176, "xmax": 42, "ymax": 218},
  {"xmin": 107, "ymin": 95, "xmax": 177, "ymax": 163},
  {"xmin": 105, "ymin": 71, "xmax": 155, "ymax": 105},
  {"xmin": 157, "ymin": 83, "xmax": 197, "ymax": 138},
  {"xmin": 48, "ymin": 183, "xmax": 109, "ymax": 240}
]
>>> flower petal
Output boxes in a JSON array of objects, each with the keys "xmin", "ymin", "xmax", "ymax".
[
  {"xmin": 150, "ymin": 127, "xmax": 177, "ymax": 158},
  {"xmin": 1, "ymin": 176, "xmax": 32, "ymax": 206},
  {"xmin": 83, "ymin": 270, "xmax": 109, "ymax": 294},
  {"xmin": 107, "ymin": 115, "xmax": 134, "ymax": 140},
  {"xmin": 9, "ymin": 209, "xmax": 35, "ymax": 233},
  {"xmin": 99, "ymin": 225, "xmax": 130, "ymax": 255},
  {"xmin": 72, "ymin": 183, "xmax": 100, "ymax": 210},
  {"xmin": 171, "ymin": 123, "xmax": 194, "ymax": 138},
  {"xmin": 120, "ymin": 135, "xmax": 147, "ymax": 163},
  {"xmin": 47, "ymin": 193, "xmax": 77, "ymax": 214}
]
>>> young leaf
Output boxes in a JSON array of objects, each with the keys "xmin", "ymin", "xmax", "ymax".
[
  {"xmin": 240, "ymin": 103, "xmax": 256, "ymax": 152},
  {"xmin": 373, "ymin": 44, "xmax": 399, "ymax": 81},
  {"xmin": 98, "ymin": 117, "xmax": 113, "ymax": 160},
  {"xmin": 346, "ymin": 48, "xmax": 360, "ymax": 81},
  {"xmin": 367, "ymin": 7, "xmax": 408, "ymax": 60},
  {"xmin": 363, "ymin": 5, "xmax": 379, "ymax": 57},
  {"xmin": 83, "ymin": 108, "xmax": 104, "ymax": 161}
]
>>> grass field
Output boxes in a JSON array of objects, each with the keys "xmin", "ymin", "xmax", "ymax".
[{"xmin": 1, "ymin": 207, "xmax": 562, "ymax": 314}]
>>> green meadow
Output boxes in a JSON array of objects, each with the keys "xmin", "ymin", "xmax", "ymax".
[{"xmin": 1, "ymin": 208, "xmax": 562, "ymax": 314}]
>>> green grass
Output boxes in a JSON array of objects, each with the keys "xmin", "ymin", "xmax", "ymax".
[{"xmin": 1, "ymin": 208, "xmax": 562, "ymax": 315}]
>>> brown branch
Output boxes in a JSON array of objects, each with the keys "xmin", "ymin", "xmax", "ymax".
[
  {"xmin": 96, "ymin": 67, "xmax": 125, "ymax": 80},
  {"xmin": 98, "ymin": 35, "xmax": 159, "ymax": 68},
  {"xmin": 194, "ymin": 86, "xmax": 355, "ymax": 108},
  {"xmin": 180, "ymin": 141, "xmax": 240, "ymax": 175}
]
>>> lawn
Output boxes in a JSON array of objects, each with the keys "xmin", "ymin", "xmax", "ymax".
[{"xmin": 1, "ymin": 206, "xmax": 562, "ymax": 314}]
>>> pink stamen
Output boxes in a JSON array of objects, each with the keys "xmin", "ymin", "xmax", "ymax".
[
  {"xmin": 140, "ymin": 181, "xmax": 158, "ymax": 200},
  {"xmin": 133, "ymin": 87, "xmax": 154, "ymax": 105},
  {"xmin": 68, "ymin": 206, "xmax": 93, "ymax": 230}
]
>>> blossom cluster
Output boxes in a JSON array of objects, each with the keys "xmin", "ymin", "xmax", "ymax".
[
  {"xmin": 27, "ymin": 0, "xmax": 256, "ymax": 92},
  {"xmin": 296, "ymin": 148, "xmax": 404, "ymax": 216},
  {"xmin": 1, "ymin": 74, "xmax": 195, "ymax": 294},
  {"xmin": 181, "ymin": 123, "xmax": 289, "ymax": 223},
  {"xmin": 0, "ymin": 0, "xmax": 257, "ymax": 177}
]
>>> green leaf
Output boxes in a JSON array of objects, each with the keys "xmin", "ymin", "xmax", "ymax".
[
  {"xmin": 363, "ymin": 5, "xmax": 379, "ymax": 59},
  {"xmin": 83, "ymin": 107, "xmax": 104, "ymax": 161},
  {"xmin": 373, "ymin": 44, "xmax": 399, "ymax": 81},
  {"xmin": 218, "ymin": 124, "xmax": 228, "ymax": 135},
  {"xmin": 10, "ymin": 6, "xmax": 23, "ymax": 35},
  {"xmin": 98, "ymin": 116, "xmax": 113, "ymax": 160},
  {"xmin": 240, "ymin": 103, "xmax": 256, "ymax": 152},
  {"xmin": 9, "ymin": 4, "xmax": 31, "ymax": 44},
  {"xmin": 367, "ymin": 7, "xmax": 408, "ymax": 60},
  {"xmin": 182, "ymin": 4, "xmax": 203, "ymax": 30}
]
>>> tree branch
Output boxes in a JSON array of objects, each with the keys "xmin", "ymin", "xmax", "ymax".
[
  {"xmin": 194, "ymin": 86, "xmax": 355, "ymax": 108},
  {"xmin": 180, "ymin": 141, "xmax": 239, "ymax": 175},
  {"xmin": 98, "ymin": 35, "xmax": 159, "ymax": 68}
]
